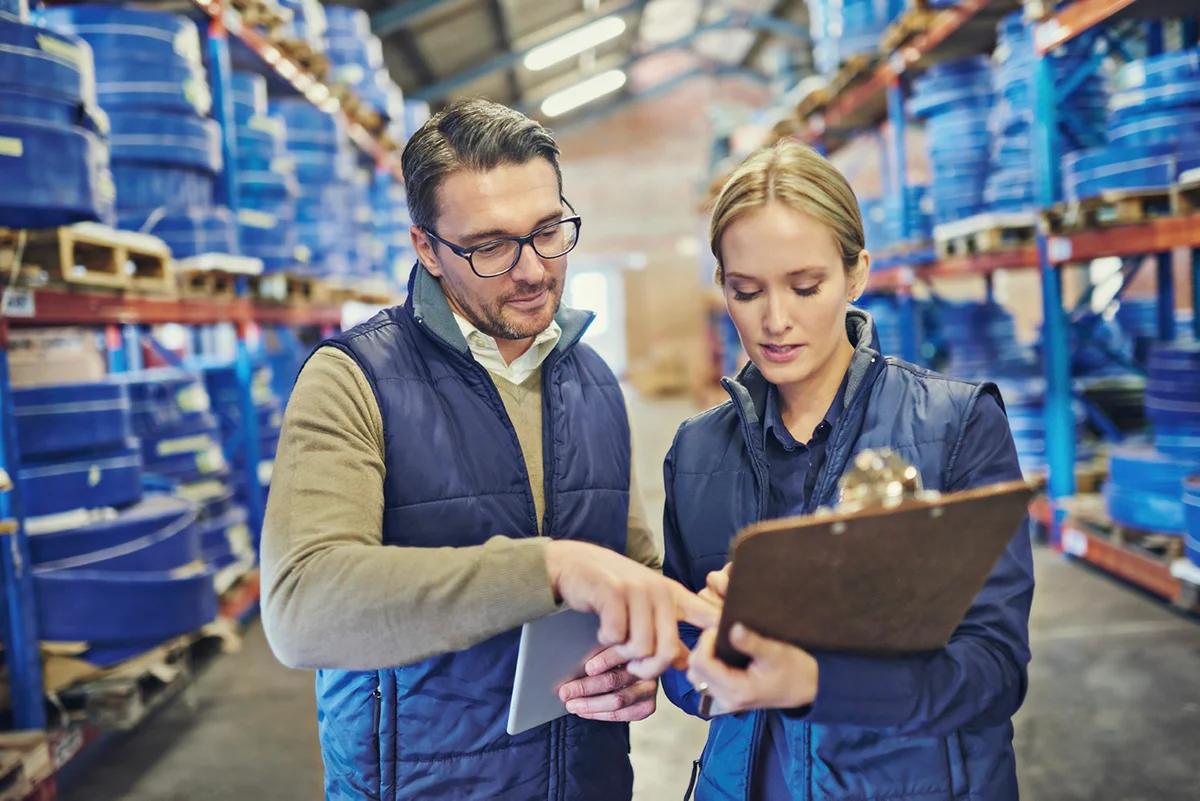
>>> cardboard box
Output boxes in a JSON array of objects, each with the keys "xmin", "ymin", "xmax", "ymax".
[{"xmin": 7, "ymin": 328, "xmax": 106, "ymax": 389}]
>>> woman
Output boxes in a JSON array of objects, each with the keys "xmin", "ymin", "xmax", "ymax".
[{"xmin": 661, "ymin": 140, "xmax": 1034, "ymax": 801}]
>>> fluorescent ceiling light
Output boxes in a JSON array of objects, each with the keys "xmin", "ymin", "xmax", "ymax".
[
  {"xmin": 524, "ymin": 16, "xmax": 627, "ymax": 71},
  {"xmin": 540, "ymin": 69, "xmax": 627, "ymax": 117}
]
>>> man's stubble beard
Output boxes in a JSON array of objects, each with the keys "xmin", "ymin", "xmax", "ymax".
[{"xmin": 440, "ymin": 263, "xmax": 563, "ymax": 342}]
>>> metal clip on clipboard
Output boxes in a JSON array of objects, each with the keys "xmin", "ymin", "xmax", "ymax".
[{"xmin": 696, "ymin": 449, "xmax": 1032, "ymax": 718}]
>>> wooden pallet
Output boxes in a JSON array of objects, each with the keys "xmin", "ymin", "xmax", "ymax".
[
  {"xmin": 251, "ymin": 272, "xmax": 329, "ymax": 305},
  {"xmin": 179, "ymin": 268, "xmax": 239, "ymax": 299},
  {"xmin": 0, "ymin": 733, "xmax": 52, "ymax": 801},
  {"xmin": 828, "ymin": 53, "xmax": 879, "ymax": 101},
  {"xmin": 1171, "ymin": 175, "xmax": 1200, "ymax": 215},
  {"xmin": 1028, "ymin": 457, "xmax": 1108, "ymax": 495},
  {"xmin": 275, "ymin": 39, "xmax": 330, "ymax": 81},
  {"xmin": 1067, "ymin": 498, "xmax": 1186, "ymax": 565},
  {"xmin": 1049, "ymin": 188, "xmax": 1175, "ymax": 232},
  {"xmin": 933, "ymin": 215, "xmax": 1037, "ymax": 259},
  {"xmin": 0, "ymin": 224, "xmax": 173, "ymax": 293}
]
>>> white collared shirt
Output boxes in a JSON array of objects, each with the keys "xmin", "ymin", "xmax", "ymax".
[{"xmin": 454, "ymin": 312, "xmax": 562, "ymax": 385}]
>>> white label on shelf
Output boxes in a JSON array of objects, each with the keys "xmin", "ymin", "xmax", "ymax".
[
  {"xmin": 1062, "ymin": 528, "xmax": 1088, "ymax": 557},
  {"xmin": 0, "ymin": 136, "xmax": 23, "ymax": 158},
  {"xmin": 1, "ymin": 287, "xmax": 34, "ymax": 317},
  {"xmin": 238, "ymin": 209, "xmax": 277, "ymax": 230},
  {"xmin": 1047, "ymin": 237, "xmax": 1072, "ymax": 263}
]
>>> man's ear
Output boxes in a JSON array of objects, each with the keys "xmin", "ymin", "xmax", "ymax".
[{"xmin": 411, "ymin": 226, "xmax": 442, "ymax": 276}]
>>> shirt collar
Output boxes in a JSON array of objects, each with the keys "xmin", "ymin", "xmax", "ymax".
[
  {"xmin": 764, "ymin": 374, "xmax": 849, "ymax": 451},
  {"xmin": 453, "ymin": 312, "xmax": 563, "ymax": 383}
]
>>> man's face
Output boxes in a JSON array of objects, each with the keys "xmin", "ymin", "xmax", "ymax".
[{"xmin": 414, "ymin": 158, "xmax": 567, "ymax": 342}]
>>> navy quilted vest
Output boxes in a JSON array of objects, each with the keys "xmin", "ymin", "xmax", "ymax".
[{"xmin": 313, "ymin": 266, "xmax": 634, "ymax": 800}]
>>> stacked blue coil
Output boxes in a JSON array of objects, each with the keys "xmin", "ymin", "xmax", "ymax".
[
  {"xmin": 860, "ymin": 197, "xmax": 890, "ymax": 252},
  {"xmin": 39, "ymin": 6, "xmax": 232, "ymax": 259},
  {"xmin": 936, "ymin": 300, "xmax": 1033, "ymax": 379},
  {"xmin": 1146, "ymin": 343, "xmax": 1200, "ymax": 442},
  {"xmin": 885, "ymin": 184, "xmax": 934, "ymax": 244},
  {"xmin": 324, "ymin": 6, "xmax": 390, "ymax": 116},
  {"xmin": 987, "ymin": 12, "xmax": 1108, "ymax": 211},
  {"xmin": 0, "ymin": 17, "xmax": 115, "ymax": 228},
  {"xmin": 29, "ymin": 494, "xmax": 218, "ymax": 667},
  {"xmin": 1115, "ymin": 298, "xmax": 1195, "ymax": 366},
  {"xmin": 372, "ymin": 180, "xmax": 415, "ymax": 286},
  {"xmin": 1065, "ymin": 47, "xmax": 1200, "ymax": 200},
  {"xmin": 0, "ymin": 0, "xmax": 26, "ymax": 19},
  {"xmin": 200, "ymin": 360, "xmax": 284, "ymax": 518},
  {"xmin": 114, "ymin": 369, "xmax": 238, "ymax": 521},
  {"xmin": 1185, "ymin": 475, "xmax": 1200, "ymax": 568},
  {"xmin": 233, "ymin": 72, "xmax": 299, "ymax": 273},
  {"xmin": 995, "ymin": 378, "xmax": 1095, "ymax": 477},
  {"xmin": 14, "ymin": 381, "xmax": 141, "ymax": 520},
  {"xmin": 855, "ymin": 294, "xmax": 905, "ymax": 356},
  {"xmin": 270, "ymin": 97, "xmax": 357, "ymax": 276},
  {"xmin": 910, "ymin": 58, "xmax": 995, "ymax": 224},
  {"xmin": 809, "ymin": 0, "xmax": 904, "ymax": 77},
  {"xmin": 1106, "ymin": 444, "xmax": 1200, "ymax": 534},
  {"xmin": 279, "ymin": 0, "xmax": 326, "ymax": 47}
]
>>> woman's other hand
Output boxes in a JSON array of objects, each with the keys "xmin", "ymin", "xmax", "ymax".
[{"xmin": 687, "ymin": 623, "xmax": 819, "ymax": 714}]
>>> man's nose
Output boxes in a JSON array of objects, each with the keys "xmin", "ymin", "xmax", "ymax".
[{"xmin": 509, "ymin": 242, "xmax": 547, "ymax": 285}]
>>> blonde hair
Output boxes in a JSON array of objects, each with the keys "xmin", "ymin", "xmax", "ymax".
[{"xmin": 709, "ymin": 140, "xmax": 865, "ymax": 284}]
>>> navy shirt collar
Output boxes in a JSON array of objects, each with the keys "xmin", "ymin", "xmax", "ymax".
[{"xmin": 763, "ymin": 373, "xmax": 849, "ymax": 452}]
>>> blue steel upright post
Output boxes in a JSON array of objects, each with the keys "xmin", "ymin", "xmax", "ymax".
[
  {"xmin": 1031, "ymin": 5, "xmax": 1075, "ymax": 541},
  {"xmin": 1194, "ymin": 248, "xmax": 1200, "ymax": 342},
  {"xmin": 207, "ymin": 4, "xmax": 265, "ymax": 539},
  {"xmin": 1156, "ymin": 253, "xmax": 1176, "ymax": 342},
  {"xmin": 887, "ymin": 73, "xmax": 919, "ymax": 364},
  {"xmin": 0, "ymin": 326, "xmax": 47, "ymax": 729}
]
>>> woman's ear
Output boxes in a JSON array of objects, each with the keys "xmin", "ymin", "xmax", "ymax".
[{"xmin": 848, "ymin": 250, "xmax": 871, "ymax": 302}]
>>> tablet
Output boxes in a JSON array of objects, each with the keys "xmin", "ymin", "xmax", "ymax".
[{"xmin": 507, "ymin": 608, "xmax": 605, "ymax": 736}]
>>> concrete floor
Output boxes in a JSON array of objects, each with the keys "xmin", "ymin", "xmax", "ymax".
[{"xmin": 62, "ymin": 394, "xmax": 1200, "ymax": 801}]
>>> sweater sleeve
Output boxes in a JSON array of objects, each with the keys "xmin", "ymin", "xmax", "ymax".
[
  {"xmin": 259, "ymin": 346, "xmax": 559, "ymax": 671},
  {"xmin": 802, "ymin": 393, "xmax": 1035, "ymax": 737},
  {"xmin": 624, "ymin": 396, "xmax": 663, "ymax": 572}
]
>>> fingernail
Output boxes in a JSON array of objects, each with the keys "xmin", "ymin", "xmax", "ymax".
[{"xmin": 565, "ymin": 701, "xmax": 579, "ymax": 714}]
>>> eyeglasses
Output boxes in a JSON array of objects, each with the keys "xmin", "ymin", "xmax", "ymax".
[{"xmin": 423, "ymin": 206, "xmax": 583, "ymax": 278}]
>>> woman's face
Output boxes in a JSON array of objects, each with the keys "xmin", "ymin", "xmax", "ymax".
[{"xmin": 720, "ymin": 202, "xmax": 867, "ymax": 390}]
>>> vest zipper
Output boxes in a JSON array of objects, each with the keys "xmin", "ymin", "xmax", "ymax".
[
  {"xmin": 744, "ymin": 711, "xmax": 766, "ymax": 801},
  {"xmin": 540, "ymin": 354, "xmax": 559, "ymax": 539}
]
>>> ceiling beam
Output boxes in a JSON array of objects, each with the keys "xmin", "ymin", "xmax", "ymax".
[
  {"xmin": 410, "ymin": 0, "xmax": 654, "ymax": 102},
  {"xmin": 487, "ymin": 0, "xmax": 522, "ymax": 103},
  {"xmin": 372, "ymin": 0, "xmax": 457, "ymax": 38}
]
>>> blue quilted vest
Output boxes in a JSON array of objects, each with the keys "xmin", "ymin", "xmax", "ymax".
[
  {"xmin": 664, "ymin": 310, "xmax": 1018, "ymax": 801},
  {"xmin": 313, "ymin": 266, "xmax": 634, "ymax": 800}
]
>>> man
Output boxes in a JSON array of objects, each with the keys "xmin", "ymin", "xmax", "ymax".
[{"xmin": 260, "ymin": 98, "xmax": 714, "ymax": 801}]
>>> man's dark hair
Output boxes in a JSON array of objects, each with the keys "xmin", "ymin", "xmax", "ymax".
[{"xmin": 401, "ymin": 98, "xmax": 563, "ymax": 231}]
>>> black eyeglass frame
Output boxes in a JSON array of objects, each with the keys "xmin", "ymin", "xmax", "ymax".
[{"xmin": 422, "ymin": 200, "xmax": 582, "ymax": 278}]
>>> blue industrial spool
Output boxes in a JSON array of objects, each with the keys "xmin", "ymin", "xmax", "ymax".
[
  {"xmin": 1108, "ymin": 108, "xmax": 1200, "ymax": 149},
  {"xmin": 1064, "ymin": 145, "xmax": 1200, "ymax": 202},
  {"xmin": 108, "ymin": 112, "xmax": 221, "ymax": 173},
  {"xmin": 1106, "ymin": 444, "xmax": 1200, "ymax": 534},
  {"xmin": 112, "ymin": 165, "xmax": 213, "ymax": 212},
  {"xmin": 121, "ymin": 206, "xmax": 237, "ymax": 258},
  {"xmin": 1111, "ymin": 79, "xmax": 1200, "ymax": 116},
  {"xmin": 26, "ymin": 494, "xmax": 192, "ymax": 565},
  {"xmin": 0, "ymin": 118, "xmax": 114, "ymax": 229},
  {"xmin": 1157, "ymin": 426, "xmax": 1200, "ymax": 459},
  {"xmin": 1146, "ymin": 343, "xmax": 1200, "ymax": 427},
  {"xmin": 14, "ymin": 381, "xmax": 132, "ymax": 459},
  {"xmin": 323, "ymin": 4, "xmax": 371, "ymax": 36},
  {"xmin": 115, "ymin": 369, "xmax": 213, "ymax": 437},
  {"xmin": 37, "ymin": 6, "xmax": 203, "ymax": 63},
  {"xmin": 0, "ymin": 90, "xmax": 107, "ymax": 135},
  {"xmin": 1185, "ymin": 475, "xmax": 1200, "ymax": 568},
  {"xmin": 0, "ymin": 0, "xmax": 25, "ymax": 18},
  {"xmin": 0, "ymin": 17, "xmax": 95, "ymax": 106},
  {"xmin": 269, "ymin": 99, "xmax": 342, "ymax": 148},
  {"xmin": 34, "ymin": 562, "xmax": 217, "ymax": 645},
  {"xmin": 236, "ymin": 120, "xmax": 286, "ymax": 165},
  {"xmin": 1116, "ymin": 47, "xmax": 1200, "ymax": 91},
  {"xmin": 92, "ymin": 55, "xmax": 210, "ymax": 114},
  {"xmin": 198, "ymin": 504, "xmax": 251, "ymax": 569},
  {"xmin": 239, "ymin": 170, "xmax": 298, "ymax": 203},
  {"xmin": 18, "ymin": 440, "xmax": 143, "ymax": 518},
  {"xmin": 232, "ymin": 71, "xmax": 266, "ymax": 115}
]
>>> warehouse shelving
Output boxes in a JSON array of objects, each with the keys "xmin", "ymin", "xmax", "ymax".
[
  {"xmin": 772, "ymin": 0, "xmax": 1200, "ymax": 607},
  {"xmin": 0, "ymin": 0, "xmax": 391, "ymax": 790}
]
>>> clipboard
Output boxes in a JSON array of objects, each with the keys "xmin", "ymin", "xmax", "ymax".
[{"xmin": 700, "ymin": 479, "xmax": 1032, "ymax": 715}]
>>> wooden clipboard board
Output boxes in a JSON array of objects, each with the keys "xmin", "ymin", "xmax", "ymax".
[{"xmin": 711, "ymin": 479, "xmax": 1034, "ymax": 673}]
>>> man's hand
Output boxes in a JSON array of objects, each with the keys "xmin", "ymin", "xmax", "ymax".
[
  {"xmin": 557, "ymin": 646, "xmax": 658, "ymax": 722},
  {"xmin": 687, "ymin": 623, "xmax": 819, "ymax": 715},
  {"xmin": 699, "ymin": 563, "xmax": 731, "ymax": 609},
  {"xmin": 545, "ymin": 540, "xmax": 720, "ymax": 680}
]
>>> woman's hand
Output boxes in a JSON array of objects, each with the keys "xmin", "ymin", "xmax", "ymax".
[{"xmin": 687, "ymin": 623, "xmax": 819, "ymax": 714}]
